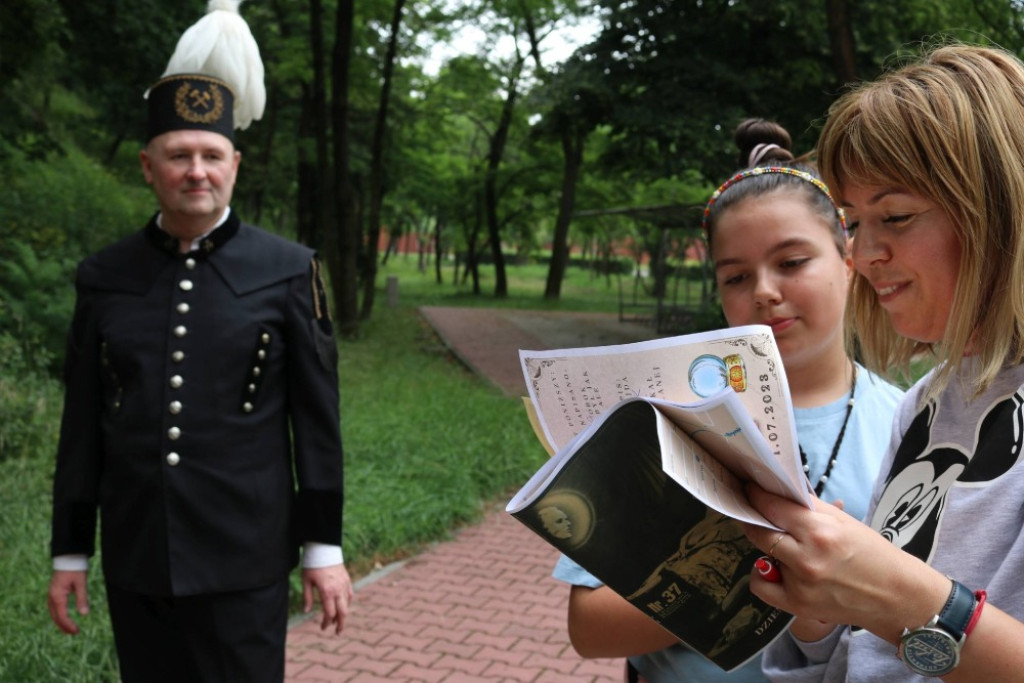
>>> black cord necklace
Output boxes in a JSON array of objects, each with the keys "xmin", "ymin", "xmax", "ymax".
[{"xmin": 799, "ymin": 365, "xmax": 857, "ymax": 497}]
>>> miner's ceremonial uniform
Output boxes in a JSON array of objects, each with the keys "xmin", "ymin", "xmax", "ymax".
[
  {"xmin": 51, "ymin": 209, "xmax": 342, "ymax": 597},
  {"xmin": 47, "ymin": 5, "xmax": 352, "ymax": 679}
]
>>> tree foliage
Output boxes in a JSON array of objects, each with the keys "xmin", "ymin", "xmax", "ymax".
[{"xmin": 2, "ymin": 0, "xmax": 1023, "ymax": 358}]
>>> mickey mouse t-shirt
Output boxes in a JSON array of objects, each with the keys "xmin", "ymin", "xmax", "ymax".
[{"xmin": 764, "ymin": 361, "xmax": 1024, "ymax": 682}]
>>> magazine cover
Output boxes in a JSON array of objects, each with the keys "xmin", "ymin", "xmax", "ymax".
[{"xmin": 508, "ymin": 399, "xmax": 793, "ymax": 671}]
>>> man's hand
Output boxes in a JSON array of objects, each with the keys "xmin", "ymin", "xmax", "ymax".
[
  {"xmin": 302, "ymin": 564, "xmax": 354, "ymax": 635},
  {"xmin": 47, "ymin": 570, "xmax": 90, "ymax": 635}
]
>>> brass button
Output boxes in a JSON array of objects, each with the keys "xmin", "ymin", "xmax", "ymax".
[
  {"xmin": 169, "ymin": 401, "xmax": 182, "ymax": 415},
  {"xmin": 177, "ymin": 303, "xmax": 190, "ymax": 314},
  {"xmin": 179, "ymin": 280, "xmax": 193, "ymax": 291},
  {"xmin": 166, "ymin": 452, "xmax": 181, "ymax": 466},
  {"xmin": 170, "ymin": 375, "xmax": 183, "ymax": 389},
  {"xmin": 242, "ymin": 402, "xmax": 254, "ymax": 413},
  {"xmin": 185, "ymin": 258, "xmax": 196, "ymax": 270},
  {"xmin": 168, "ymin": 427, "xmax": 181, "ymax": 440},
  {"xmin": 171, "ymin": 350, "xmax": 185, "ymax": 363},
  {"xmin": 261, "ymin": 333, "xmax": 270, "ymax": 344},
  {"xmin": 174, "ymin": 325, "xmax": 187, "ymax": 338}
]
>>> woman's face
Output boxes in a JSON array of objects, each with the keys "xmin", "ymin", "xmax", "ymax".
[
  {"xmin": 712, "ymin": 192, "xmax": 851, "ymax": 370},
  {"xmin": 841, "ymin": 184, "xmax": 962, "ymax": 344}
]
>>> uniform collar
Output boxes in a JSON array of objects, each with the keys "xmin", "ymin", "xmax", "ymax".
[{"xmin": 144, "ymin": 208, "xmax": 241, "ymax": 256}]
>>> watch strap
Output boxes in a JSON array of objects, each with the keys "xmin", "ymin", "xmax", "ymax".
[
  {"xmin": 936, "ymin": 579, "xmax": 975, "ymax": 641},
  {"xmin": 965, "ymin": 590, "xmax": 987, "ymax": 636}
]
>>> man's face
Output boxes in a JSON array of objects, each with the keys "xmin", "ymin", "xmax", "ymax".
[
  {"xmin": 140, "ymin": 129, "xmax": 240, "ymax": 227},
  {"xmin": 538, "ymin": 506, "xmax": 572, "ymax": 539}
]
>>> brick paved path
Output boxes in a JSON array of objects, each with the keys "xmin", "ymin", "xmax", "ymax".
[
  {"xmin": 284, "ymin": 306, "xmax": 659, "ymax": 681},
  {"xmin": 285, "ymin": 510, "xmax": 622, "ymax": 682},
  {"xmin": 419, "ymin": 307, "xmax": 656, "ymax": 397}
]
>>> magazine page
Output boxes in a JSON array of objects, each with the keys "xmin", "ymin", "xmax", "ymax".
[
  {"xmin": 652, "ymin": 396, "xmax": 802, "ymax": 525},
  {"xmin": 520, "ymin": 324, "xmax": 807, "ymax": 505}
]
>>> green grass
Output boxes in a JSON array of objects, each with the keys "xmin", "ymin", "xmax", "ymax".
[
  {"xmin": 332, "ymin": 292, "xmax": 549, "ymax": 572},
  {"xmin": 2, "ymin": 257, "xmax": 627, "ymax": 681},
  {"xmin": 0, "ymin": 381, "xmax": 120, "ymax": 682},
  {"xmin": 379, "ymin": 254, "xmax": 627, "ymax": 311}
]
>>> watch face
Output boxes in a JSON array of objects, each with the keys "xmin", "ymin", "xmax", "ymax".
[{"xmin": 901, "ymin": 628, "xmax": 960, "ymax": 676}]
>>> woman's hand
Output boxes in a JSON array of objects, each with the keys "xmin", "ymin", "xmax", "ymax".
[{"xmin": 741, "ymin": 482, "xmax": 950, "ymax": 645}]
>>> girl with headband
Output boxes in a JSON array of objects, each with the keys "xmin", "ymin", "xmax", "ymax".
[
  {"xmin": 743, "ymin": 44, "xmax": 1024, "ymax": 681},
  {"xmin": 552, "ymin": 123, "xmax": 903, "ymax": 682}
]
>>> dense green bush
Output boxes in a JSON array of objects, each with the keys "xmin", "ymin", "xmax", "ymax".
[
  {"xmin": 0, "ymin": 142, "xmax": 150, "ymax": 255},
  {"xmin": 0, "ymin": 143, "xmax": 152, "ymax": 376},
  {"xmin": 0, "ymin": 242, "xmax": 72, "ymax": 377}
]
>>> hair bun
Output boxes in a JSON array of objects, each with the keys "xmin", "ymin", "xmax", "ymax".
[{"xmin": 734, "ymin": 118, "xmax": 794, "ymax": 167}]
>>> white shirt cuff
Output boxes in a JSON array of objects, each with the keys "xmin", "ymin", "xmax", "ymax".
[
  {"xmin": 53, "ymin": 554, "xmax": 89, "ymax": 572},
  {"xmin": 302, "ymin": 542, "xmax": 343, "ymax": 568}
]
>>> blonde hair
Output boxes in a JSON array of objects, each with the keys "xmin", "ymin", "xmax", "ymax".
[{"xmin": 818, "ymin": 43, "xmax": 1024, "ymax": 398}]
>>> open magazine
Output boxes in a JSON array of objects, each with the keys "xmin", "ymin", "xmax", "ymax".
[{"xmin": 506, "ymin": 324, "xmax": 811, "ymax": 672}]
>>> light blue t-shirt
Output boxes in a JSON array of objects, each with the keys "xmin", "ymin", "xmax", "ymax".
[
  {"xmin": 791, "ymin": 365, "xmax": 905, "ymax": 523},
  {"xmin": 552, "ymin": 364, "xmax": 904, "ymax": 682}
]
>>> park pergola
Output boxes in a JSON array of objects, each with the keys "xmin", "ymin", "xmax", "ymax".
[{"xmin": 573, "ymin": 203, "xmax": 718, "ymax": 334}]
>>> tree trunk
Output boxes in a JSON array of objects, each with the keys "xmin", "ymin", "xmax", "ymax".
[
  {"xmin": 521, "ymin": 5, "xmax": 586, "ymax": 301},
  {"xmin": 484, "ymin": 56, "xmax": 523, "ymax": 299},
  {"xmin": 417, "ymin": 218, "xmax": 428, "ymax": 273},
  {"xmin": 465, "ymin": 194, "xmax": 483, "ymax": 295},
  {"xmin": 330, "ymin": 0, "xmax": 360, "ymax": 337},
  {"xmin": 360, "ymin": 0, "xmax": 406, "ymax": 321},
  {"xmin": 295, "ymin": 86, "xmax": 317, "ymax": 247},
  {"xmin": 273, "ymin": 0, "xmax": 313, "ymax": 246},
  {"xmin": 434, "ymin": 217, "xmax": 444, "ymax": 284},
  {"xmin": 249, "ymin": 85, "xmax": 278, "ymax": 226},
  {"xmin": 544, "ymin": 124, "xmax": 585, "ymax": 299},
  {"xmin": 381, "ymin": 214, "xmax": 402, "ymax": 266},
  {"xmin": 310, "ymin": 0, "xmax": 331, "ymax": 251},
  {"xmin": 825, "ymin": 0, "xmax": 857, "ymax": 85}
]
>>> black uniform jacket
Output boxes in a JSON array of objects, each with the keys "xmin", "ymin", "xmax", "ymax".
[{"xmin": 51, "ymin": 211, "xmax": 344, "ymax": 597}]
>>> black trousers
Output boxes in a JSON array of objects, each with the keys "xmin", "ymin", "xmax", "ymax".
[{"xmin": 105, "ymin": 578, "xmax": 290, "ymax": 683}]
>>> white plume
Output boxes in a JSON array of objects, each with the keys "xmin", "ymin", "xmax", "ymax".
[{"xmin": 160, "ymin": 0, "xmax": 265, "ymax": 130}]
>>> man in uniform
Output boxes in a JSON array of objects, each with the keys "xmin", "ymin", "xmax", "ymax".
[{"xmin": 45, "ymin": 3, "xmax": 352, "ymax": 680}]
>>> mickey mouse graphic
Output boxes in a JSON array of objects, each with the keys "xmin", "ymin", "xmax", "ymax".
[{"xmin": 872, "ymin": 389, "xmax": 1024, "ymax": 562}]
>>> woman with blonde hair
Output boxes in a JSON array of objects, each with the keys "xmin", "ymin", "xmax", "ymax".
[{"xmin": 745, "ymin": 43, "xmax": 1024, "ymax": 681}]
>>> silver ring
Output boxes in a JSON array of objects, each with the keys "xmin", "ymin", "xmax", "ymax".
[{"xmin": 768, "ymin": 532, "xmax": 786, "ymax": 559}]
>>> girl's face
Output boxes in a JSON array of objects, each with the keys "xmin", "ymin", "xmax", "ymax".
[
  {"xmin": 713, "ymin": 192, "xmax": 851, "ymax": 369},
  {"xmin": 841, "ymin": 184, "xmax": 961, "ymax": 344}
]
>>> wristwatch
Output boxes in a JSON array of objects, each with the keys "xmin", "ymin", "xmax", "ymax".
[{"xmin": 897, "ymin": 579, "xmax": 977, "ymax": 677}]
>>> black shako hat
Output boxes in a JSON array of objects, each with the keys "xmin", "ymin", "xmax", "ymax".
[{"xmin": 146, "ymin": 74, "xmax": 235, "ymax": 142}]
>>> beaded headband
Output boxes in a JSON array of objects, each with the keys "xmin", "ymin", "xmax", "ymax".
[{"xmin": 702, "ymin": 166, "xmax": 847, "ymax": 234}]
